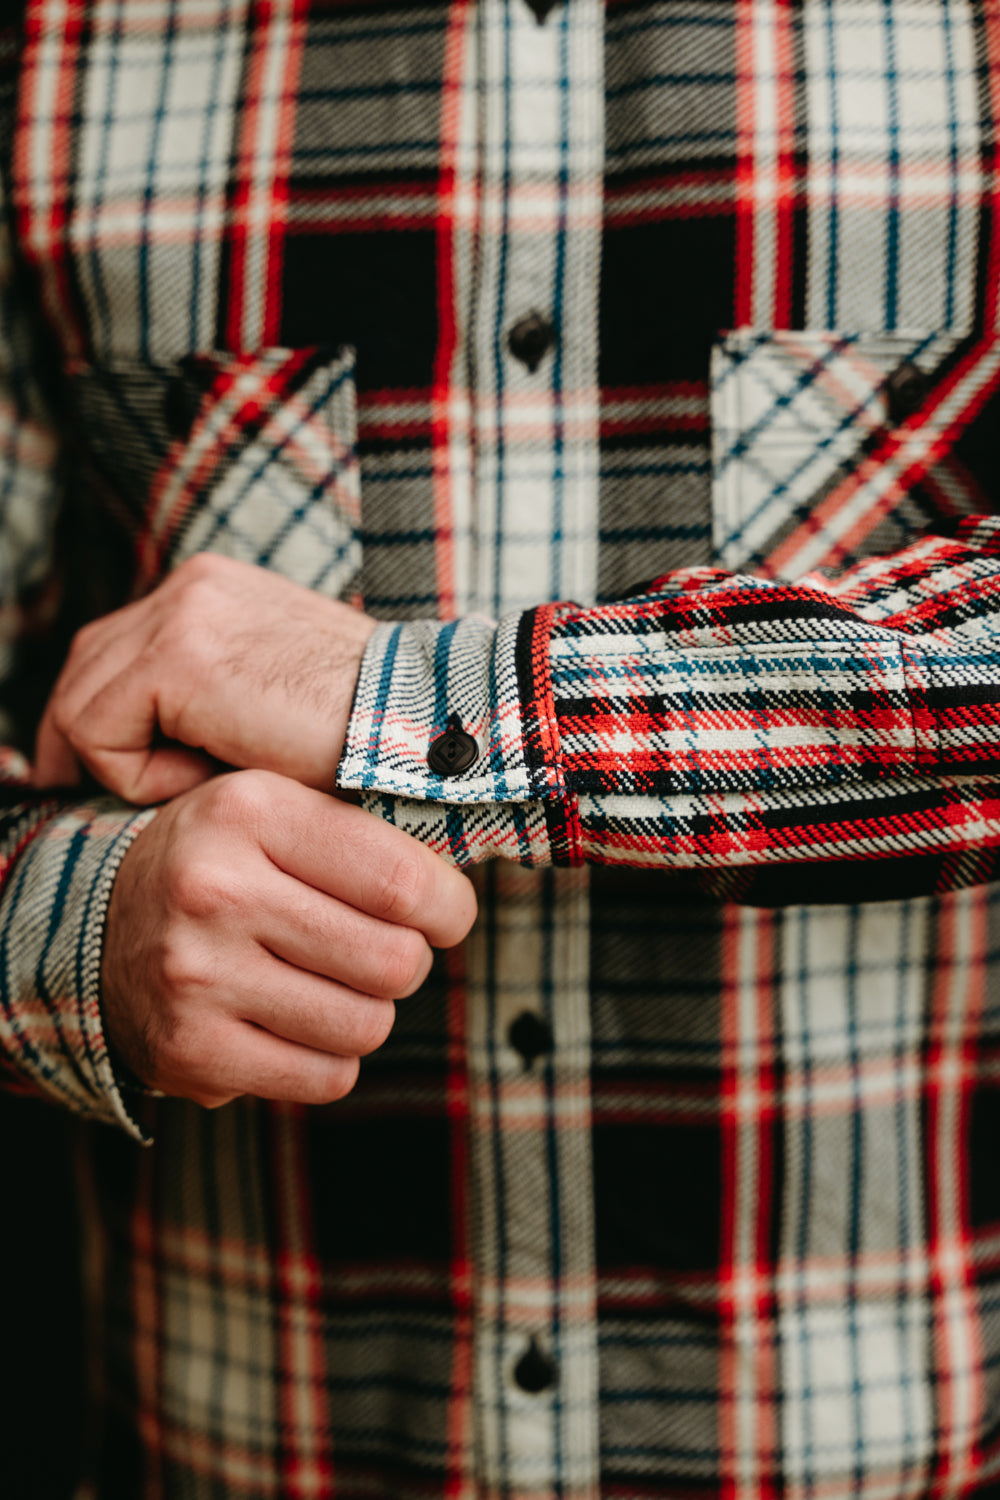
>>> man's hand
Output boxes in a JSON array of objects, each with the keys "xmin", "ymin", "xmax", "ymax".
[
  {"xmin": 34, "ymin": 553, "xmax": 377, "ymax": 803},
  {"xmin": 102, "ymin": 770, "xmax": 477, "ymax": 1107}
]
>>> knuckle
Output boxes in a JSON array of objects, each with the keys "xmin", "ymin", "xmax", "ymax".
[
  {"xmin": 158, "ymin": 933, "xmax": 214, "ymax": 1001},
  {"xmin": 374, "ymin": 928, "xmax": 429, "ymax": 999},
  {"xmin": 49, "ymin": 697, "xmax": 75, "ymax": 740},
  {"xmin": 167, "ymin": 856, "xmax": 232, "ymax": 920},
  {"xmin": 204, "ymin": 769, "xmax": 273, "ymax": 830},
  {"xmin": 67, "ymin": 619, "xmax": 99, "ymax": 660},
  {"xmin": 172, "ymin": 551, "xmax": 223, "ymax": 587},
  {"xmin": 165, "ymin": 557, "xmax": 227, "ymax": 627},
  {"xmin": 355, "ymin": 999, "xmax": 395, "ymax": 1056},
  {"xmin": 161, "ymin": 612, "xmax": 210, "ymax": 667},
  {"xmin": 178, "ymin": 576, "xmax": 218, "ymax": 621},
  {"xmin": 305, "ymin": 1054, "xmax": 360, "ymax": 1106},
  {"xmin": 370, "ymin": 851, "xmax": 426, "ymax": 926}
]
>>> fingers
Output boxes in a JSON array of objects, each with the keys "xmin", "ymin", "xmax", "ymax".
[
  {"xmin": 254, "ymin": 776, "xmax": 478, "ymax": 948},
  {"xmin": 33, "ymin": 609, "xmax": 156, "ymax": 795},
  {"xmin": 33, "ymin": 601, "xmax": 220, "ymax": 800},
  {"xmin": 33, "ymin": 580, "xmax": 226, "ymax": 799},
  {"xmin": 34, "ymin": 554, "xmax": 380, "ymax": 795},
  {"xmin": 240, "ymin": 950, "xmax": 397, "ymax": 1056},
  {"xmin": 66, "ymin": 663, "xmax": 217, "ymax": 802},
  {"xmin": 33, "ymin": 703, "xmax": 82, "ymax": 788},
  {"xmin": 252, "ymin": 862, "xmax": 434, "ymax": 997},
  {"xmin": 174, "ymin": 1020, "xmax": 363, "ymax": 1109},
  {"xmin": 101, "ymin": 769, "xmax": 478, "ymax": 1111},
  {"xmin": 102, "ymin": 744, "xmax": 218, "ymax": 805},
  {"xmin": 171, "ymin": 959, "xmax": 392, "ymax": 1106},
  {"xmin": 36, "ymin": 687, "xmax": 216, "ymax": 802}
]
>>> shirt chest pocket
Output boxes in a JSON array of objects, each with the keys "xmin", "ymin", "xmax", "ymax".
[
  {"xmin": 66, "ymin": 346, "xmax": 361, "ymax": 599},
  {"xmin": 711, "ymin": 330, "xmax": 1000, "ymax": 580}
]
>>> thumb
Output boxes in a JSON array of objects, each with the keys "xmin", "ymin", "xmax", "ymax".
[
  {"xmin": 33, "ymin": 703, "xmax": 83, "ymax": 789},
  {"xmin": 51, "ymin": 666, "xmax": 217, "ymax": 804},
  {"xmin": 84, "ymin": 742, "xmax": 218, "ymax": 805}
]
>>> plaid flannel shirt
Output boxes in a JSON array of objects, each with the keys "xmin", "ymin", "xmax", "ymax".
[{"xmin": 2, "ymin": 0, "xmax": 1000, "ymax": 1495}]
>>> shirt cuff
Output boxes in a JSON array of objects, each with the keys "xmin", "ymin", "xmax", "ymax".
[
  {"xmin": 0, "ymin": 794, "xmax": 158, "ymax": 1141},
  {"xmin": 337, "ymin": 609, "xmax": 571, "ymax": 804},
  {"xmin": 337, "ymin": 610, "xmax": 582, "ymax": 866},
  {"xmin": 356, "ymin": 790, "xmax": 580, "ymax": 867}
]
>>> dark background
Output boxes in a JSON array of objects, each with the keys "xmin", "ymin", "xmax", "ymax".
[{"xmin": 0, "ymin": 1093, "xmax": 84, "ymax": 1499}]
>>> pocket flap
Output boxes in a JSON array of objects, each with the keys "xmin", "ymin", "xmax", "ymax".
[
  {"xmin": 712, "ymin": 330, "xmax": 1000, "ymax": 579},
  {"xmin": 67, "ymin": 345, "xmax": 360, "ymax": 598}
]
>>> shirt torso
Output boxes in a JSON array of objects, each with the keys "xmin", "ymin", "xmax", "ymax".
[{"xmin": 6, "ymin": 2, "xmax": 1000, "ymax": 1495}]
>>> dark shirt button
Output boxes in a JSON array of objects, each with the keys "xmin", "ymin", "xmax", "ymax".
[
  {"xmin": 428, "ymin": 728, "xmax": 479, "ymax": 777},
  {"xmin": 513, "ymin": 1337, "xmax": 557, "ymax": 1394},
  {"xmin": 885, "ymin": 360, "xmax": 930, "ymax": 425},
  {"xmin": 525, "ymin": 0, "xmax": 560, "ymax": 19},
  {"xmin": 508, "ymin": 1011, "xmax": 554, "ymax": 1068},
  {"xmin": 507, "ymin": 312, "xmax": 556, "ymax": 373},
  {"xmin": 163, "ymin": 369, "xmax": 206, "ymax": 441}
]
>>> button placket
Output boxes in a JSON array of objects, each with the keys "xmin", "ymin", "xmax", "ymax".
[
  {"xmin": 513, "ymin": 1335, "xmax": 559, "ymax": 1393},
  {"xmin": 508, "ymin": 1010, "xmax": 555, "ymax": 1068},
  {"xmin": 472, "ymin": 0, "xmax": 601, "ymax": 617},
  {"xmin": 507, "ymin": 309, "xmax": 557, "ymax": 372},
  {"xmin": 464, "ymin": 0, "xmax": 604, "ymax": 1491},
  {"xmin": 525, "ymin": 0, "xmax": 562, "ymax": 22}
]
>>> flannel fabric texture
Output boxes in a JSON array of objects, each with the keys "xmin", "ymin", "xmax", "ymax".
[{"xmin": 2, "ymin": 0, "xmax": 1000, "ymax": 1495}]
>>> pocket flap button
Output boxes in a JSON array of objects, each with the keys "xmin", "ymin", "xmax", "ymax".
[
  {"xmin": 164, "ymin": 372, "xmax": 203, "ymax": 442},
  {"xmin": 885, "ymin": 360, "xmax": 930, "ymax": 425}
]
